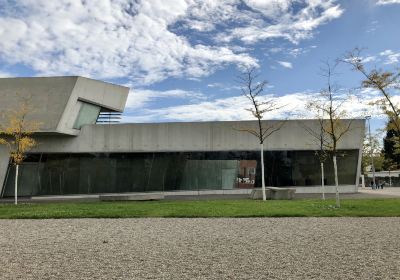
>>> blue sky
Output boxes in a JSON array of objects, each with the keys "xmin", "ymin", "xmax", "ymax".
[{"xmin": 0, "ymin": 0, "xmax": 399, "ymax": 133}]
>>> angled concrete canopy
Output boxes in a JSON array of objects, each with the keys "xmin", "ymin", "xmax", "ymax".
[{"xmin": 0, "ymin": 76, "xmax": 129, "ymax": 135}]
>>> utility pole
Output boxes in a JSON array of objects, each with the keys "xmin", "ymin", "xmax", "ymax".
[{"xmin": 366, "ymin": 116, "xmax": 376, "ymax": 188}]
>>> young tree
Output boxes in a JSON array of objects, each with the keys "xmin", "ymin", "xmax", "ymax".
[
  {"xmin": 0, "ymin": 94, "xmax": 40, "ymax": 205},
  {"xmin": 362, "ymin": 132, "xmax": 384, "ymax": 173},
  {"xmin": 300, "ymin": 116, "xmax": 329, "ymax": 200},
  {"xmin": 308, "ymin": 61, "xmax": 353, "ymax": 208},
  {"xmin": 236, "ymin": 68, "xmax": 285, "ymax": 201}
]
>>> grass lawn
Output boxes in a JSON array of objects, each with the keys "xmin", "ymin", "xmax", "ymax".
[{"xmin": 0, "ymin": 198, "xmax": 400, "ymax": 219}]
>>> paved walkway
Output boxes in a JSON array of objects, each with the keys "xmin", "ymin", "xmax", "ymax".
[
  {"xmin": 358, "ymin": 187, "xmax": 400, "ymax": 198},
  {"xmin": 0, "ymin": 218, "xmax": 399, "ymax": 279},
  {"xmin": 294, "ymin": 187, "xmax": 400, "ymax": 200},
  {"xmin": 1, "ymin": 187, "xmax": 400, "ymax": 203}
]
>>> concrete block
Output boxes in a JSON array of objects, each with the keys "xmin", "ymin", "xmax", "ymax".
[
  {"xmin": 266, "ymin": 187, "xmax": 296, "ymax": 200},
  {"xmin": 250, "ymin": 188, "xmax": 272, "ymax": 200},
  {"xmin": 31, "ymin": 194, "xmax": 100, "ymax": 202},
  {"xmin": 99, "ymin": 193, "xmax": 164, "ymax": 201}
]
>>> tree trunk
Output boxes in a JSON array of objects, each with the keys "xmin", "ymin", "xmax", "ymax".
[
  {"xmin": 321, "ymin": 162, "xmax": 325, "ymax": 200},
  {"xmin": 333, "ymin": 155, "xmax": 340, "ymax": 207},
  {"xmin": 15, "ymin": 164, "xmax": 19, "ymax": 205},
  {"xmin": 260, "ymin": 143, "xmax": 266, "ymax": 201}
]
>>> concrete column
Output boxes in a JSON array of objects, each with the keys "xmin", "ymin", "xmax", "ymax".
[{"xmin": 355, "ymin": 148, "xmax": 363, "ymax": 192}]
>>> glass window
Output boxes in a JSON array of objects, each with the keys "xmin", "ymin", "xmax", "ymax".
[
  {"xmin": 1, "ymin": 150, "xmax": 359, "ymax": 197},
  {"xmin": 73, "ymin": 101, "xmax": 101, "ymax": 129}
]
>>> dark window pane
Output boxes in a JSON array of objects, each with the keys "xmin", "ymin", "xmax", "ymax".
[{"xmin": 1, "ymin": 150, "xmax": 359, "ymax": 196}]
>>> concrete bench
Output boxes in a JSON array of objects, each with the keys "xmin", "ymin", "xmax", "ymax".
[
  {"xmin": 250, "ymin": 188, "xmax": 270, "ymax": 200},
  {"xmin": 266, "ymin": 187, "xmax": 296, "ymax": 200},
  {"xmin": 99, "ymin": 193, "xmax": 164, "ymax": 201},
  {"xmin": 250, "ymin": 187, "xmax": 296, "ymax": 200}
]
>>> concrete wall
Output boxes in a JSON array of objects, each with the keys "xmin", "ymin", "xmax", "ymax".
[
  {"xmin": 28, "ymin": 119, "xmax": 365, "ymax": 153},
  {"xmin": 0, "ymin": 77, "xmax": 76, "ymax": 132},
  {"xmin": 0, "ymin": 119, "xmax": 365, "ymax": 195},
  {"xmin": 0, "ymin": 146, "xmax": 10, "ymax": 196},
  {"xmin": 0, "ymin": 77, "xmax": 129, "ymax": 135},
  {"xmin": 0, "ymin": 76, "xmax": 129, "ymax": 194}
]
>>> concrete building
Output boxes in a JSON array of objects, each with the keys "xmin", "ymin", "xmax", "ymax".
[
  {"xmin": 0, "ymin": 77, "xmax": 365, "ymax": 198},
  {"xmin": 365, "ymin": 170, "xmax": 400, "ymax": 187}
]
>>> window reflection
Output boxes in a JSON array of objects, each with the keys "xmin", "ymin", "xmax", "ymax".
[
  {"xmin": 1, "ymin": 150, "xmax": 359, "ymax": 197},
  {"xmin": 237, "ymin": 160, "xmax": 257, "ymax": 188},
  {"xmin": 73, "ymin": 101, "xmax": 101, "ymax": 129}
]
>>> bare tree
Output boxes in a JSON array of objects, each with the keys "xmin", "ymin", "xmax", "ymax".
[
  {"xmin": 0, "ymin": 94, "xmax": 41, "ymax": 205},
  {"xmin": 308, "ymin": 61, "xmax": 353, "ymax": 207},
  {"xmin": 300, "ymin": 115, "xmax": 329, "ymax": 200},
  {"xmin": 235, "ymin": 68, "xmax": 285, "ymax": 201}
]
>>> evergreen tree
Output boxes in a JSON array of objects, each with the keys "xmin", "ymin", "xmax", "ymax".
[{"xmin": 383, "ymin": 119, "xmax": 400, "ymax": 170}]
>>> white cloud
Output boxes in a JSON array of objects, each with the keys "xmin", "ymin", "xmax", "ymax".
[
  {"xmin": 379, "ymin": 49, "xmax": 400, "ymax": 64},
  {"xmin": 207, "ymin": 83, "xmax": 241, "ymax": 91},
  {"xmin": 244, "ymin": 0, "xmax": 293, "ymax": 18},
  {"xmin": 0, "ymin": 0, "xmax": 257, "ymax": 85},
  {"xmin": 361, "ymin": 56, "xmax": 377, "ymax": 63},
  {"xmin": 122, "ymin": 88, "xmax": 391, "ymax": 123},
  {"xmin": 0, "ymin": 71, "xmax": 13, "ymax": 78},
  {"xmin": 269, "ymin": 47, "xmax": 284, "ymax": 53},
  {"xmin": 207, "ymin": 83, "xmax": 225, "ymax": 88},
  {"xmin": 177, "ymin": 0, "xmax": 241, "ymax": 32},
  {"xmin": 277, "ymin": 61, "xmax": 293, "ymax": 69},
  {"xmin": 0, "ymin": 0, "xmax": 343, "ymax": 85},
  {"xmin": 267, "ymin": 46, "xmax": 316, "ymax": 58},
  {"xmin": 376, "ymin": 0, "xmax": 400, "ymax": 5},
  {"xmin": 342, "ymin": 54, "xmax": 378, "ymax": 65},
  {"xmin": 125, "ymin": 88, "xmax": 206, "ymax": 110},
  {"xmin": 216, "ymin": 0, "xmax": 343, "ymax": 44},
  {"xmin": 289, "ymin": 48, "xmax": 304, "ymax": 58}
]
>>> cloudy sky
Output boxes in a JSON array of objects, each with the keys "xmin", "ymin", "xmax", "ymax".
[{"xmin": 0, "ymin": 0, "xmax": 399, "ymax": 131}]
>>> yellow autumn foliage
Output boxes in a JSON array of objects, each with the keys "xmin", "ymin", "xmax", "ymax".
[{"xmin": 0, "ymin": 94, "xmax": 41, "ymax": 165}]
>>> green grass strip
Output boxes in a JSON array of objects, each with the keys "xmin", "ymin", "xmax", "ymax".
[{"xmin": 0, "ymin": 199, "xmax": 400, "ymax": 219}]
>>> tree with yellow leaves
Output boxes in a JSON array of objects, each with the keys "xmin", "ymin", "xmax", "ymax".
[
  {"xmin": 0, "ymin": 94, "xmax": 41, "ymax": 205},
  {"xmin": 343, "ymin": 48, "xmax": 400, "ymax": 152}
]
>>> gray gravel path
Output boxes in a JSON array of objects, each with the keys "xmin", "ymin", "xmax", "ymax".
[{"xmin": 0, "ymin": 218, "xmax": 399, "ymax": 279}]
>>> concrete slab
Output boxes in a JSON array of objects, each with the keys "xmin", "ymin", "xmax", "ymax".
[
  {"xmin": 31, "ymin": 194, "xmax": 100, "ymax": 202},
  {"xmin": 266, "ymin": 187, "xmax": 296, "ymax": 200},
  {"xmin": 250, "ymin": 187, "xmax": 296, "ymax": 200},
  {"xmin": 250, "ymin": 189, "xmax": 272, "ymax": 200},
  {"xmin": 99, "ymin": 193, "xmax": 164, "ymax": 201}
]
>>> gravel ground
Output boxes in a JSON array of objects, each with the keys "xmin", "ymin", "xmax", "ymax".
[{"xmin": 0, "ymin": 218, "xmax": 399, "ymax": 280}]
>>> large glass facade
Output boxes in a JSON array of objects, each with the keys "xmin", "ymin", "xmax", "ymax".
[{"xmin": 1, "ymin": 150, "xmax": 359, "ymax": 197}]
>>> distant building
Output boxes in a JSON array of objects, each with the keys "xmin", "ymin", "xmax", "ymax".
[
  {"xmin": 365, "ymin": 170, "xmax": 400, "ymax": 187},
  {"xmin": 0, "ymin": 77, "xmax": 365, "ymax": 197}
]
